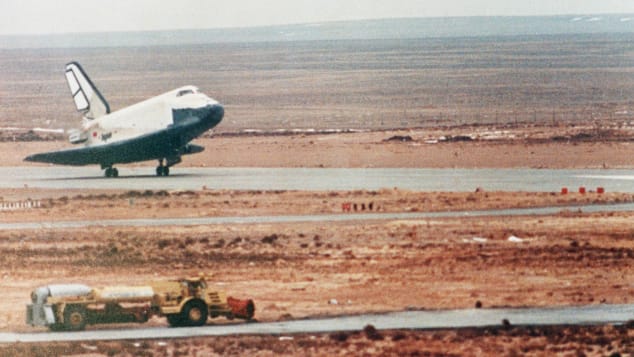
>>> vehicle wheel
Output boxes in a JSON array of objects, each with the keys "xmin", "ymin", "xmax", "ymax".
[
  {"xmin": 166, "ymin": 314, "xmax": 182, "ymax": 327},
  {"xmin": 64, "ymin": 305, "xmax": 87, "ymax": 331},
  {"xmin": 182, "ymin": 300, "xmax": 208, "ymax": 326},
  {"xmin": 105, "ymin": 168, "xmax": 112, "ymax": 177},
  {"xmin": 112, "ymin": 168, "xmax": 119, "ymax": 178}
]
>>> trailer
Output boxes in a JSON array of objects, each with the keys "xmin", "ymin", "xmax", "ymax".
[{"xmin": 27, "ymin": 277, "xmax": 255, "ymax": 331}]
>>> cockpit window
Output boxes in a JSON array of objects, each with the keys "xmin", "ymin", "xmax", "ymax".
[{"xmin": 177, "ymin": 89, "xmax": 195, "ymax": 97}]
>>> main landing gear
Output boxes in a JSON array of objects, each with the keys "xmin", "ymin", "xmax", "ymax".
[
  {"xmin": 156, "ymin": 165, "xmax": 170, "ymax": 177},
  {"xmin": 156, "ymin": 159, "xmax": 170, "ymax": 177},
  {"xmin": 104, "ymin": 167, "xmax": 119, "ymax": 178}
]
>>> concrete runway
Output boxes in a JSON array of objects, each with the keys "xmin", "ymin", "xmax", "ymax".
[
  {"xmin": 3, "ymin": 166, "xmax": 634, "ymax": 192},
  {"xmin": 2, "ymin": 304, "xmax": 633, "ymax": 343}
]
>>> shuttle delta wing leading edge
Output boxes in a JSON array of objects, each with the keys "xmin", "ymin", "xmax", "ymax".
[{"xmin": 25, "ymin": 62, "xmax": 224, "ymax": 177}]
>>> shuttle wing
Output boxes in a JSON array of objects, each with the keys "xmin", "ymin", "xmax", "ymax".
[{"xmin": 25, "ymin": 119, "xmax": 205, "ymax": 167}]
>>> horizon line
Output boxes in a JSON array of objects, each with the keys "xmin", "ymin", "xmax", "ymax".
[{"xmin": 2, "ymin": 13, "xmax": 633, "ymax": 37}]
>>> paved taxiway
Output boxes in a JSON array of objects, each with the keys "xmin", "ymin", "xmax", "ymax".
[
  {"xmin": 3, "ymin": 202, "xmax": 634, "ymax": 230},
  {"xmin": 3, "ymin": 166, "xmax": 634, "ymax": 192},
  {"xmin": 2, "ymin": 304, "xmax": 633, "ymax": 343}
]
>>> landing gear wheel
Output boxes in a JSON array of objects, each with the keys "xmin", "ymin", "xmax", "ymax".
[
  {"xmin": 105, "ymin": 167, "xmax": 119, "ymax": 178},
  {"xmin": 63, "ymin": 305, "xmax": 87, "ymax": 331},
  {"xmin": 181, "ymin": 300, "xmax": 208, "ymax": 327},
  {"xmin": 156, "ymin": 166, "xmax": 170, "ymax": 177}
]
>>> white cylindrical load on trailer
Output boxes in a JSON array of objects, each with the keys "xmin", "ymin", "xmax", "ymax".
[
  {"xmin": 95, "ymin": 286, "xmax": 155, "ymax": 303},
  {"xmin": 47, "ymin": 284, "xmax": 92, "ymax": 298}
]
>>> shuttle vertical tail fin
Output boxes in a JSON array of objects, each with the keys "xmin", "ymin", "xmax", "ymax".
[{"xmin": 64, "ymin": 62, "xmax": 110, "ymax": 120}]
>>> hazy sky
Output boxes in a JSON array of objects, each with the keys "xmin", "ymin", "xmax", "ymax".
[{"xmin": 1, "ymin": 0, "xmax": 634, "ymax": 35}]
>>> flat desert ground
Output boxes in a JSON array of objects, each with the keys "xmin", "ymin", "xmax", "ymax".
[{"xmin": 1, "ymin": 34, "xmax": 634, "ymax": 355}]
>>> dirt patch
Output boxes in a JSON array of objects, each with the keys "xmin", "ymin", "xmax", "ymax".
[
  {"xmin": 2, "ymin": 190, "xmax": 634, "ymax": 332},
  {"xmin": 0, "ymin": 189, "xmax": 631, "ymax": 222}
]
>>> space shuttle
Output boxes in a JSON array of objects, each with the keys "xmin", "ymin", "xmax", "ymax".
[{"xmin": 25, "ymin": 62, "xmax": 224, "ymax": 177}]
